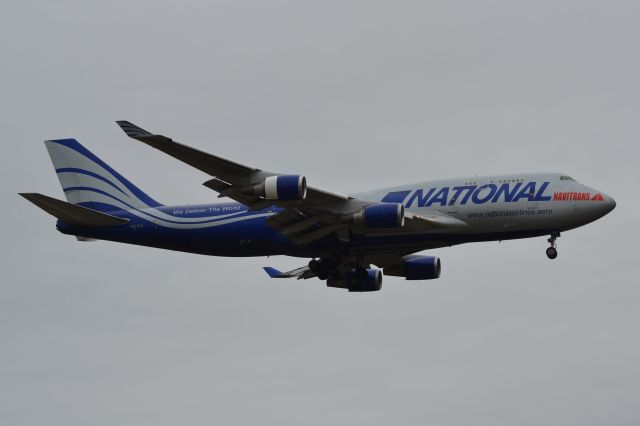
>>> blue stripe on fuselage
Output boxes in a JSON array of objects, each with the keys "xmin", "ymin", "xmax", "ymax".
[{"xmin": 56, "ymin": 201, "xmax": 292, "ymax": 257}]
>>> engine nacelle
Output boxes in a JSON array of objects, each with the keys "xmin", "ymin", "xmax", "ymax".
[
  {"xmin": 244, "ymin": 175, "xmax": 307, "ymax": 201},
  {"xmin": 327, "ymin": 268, "xmax": 383, "ymax": 292},
  {"xmin": 350, "ymin": 203, "xmax": 405, "ymax": 229},
  {"xmin": 346, "ymin": 268, "xmax": 383, "ymax": 292},
  {"xmin": 384, "ymin": 255, "xmax": 441, "ymax": 280}
]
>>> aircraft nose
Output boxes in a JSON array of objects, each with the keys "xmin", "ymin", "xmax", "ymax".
[
  {"xmin": 603, "ymin": 193, "xmax": 616, "ymax": 214},
  {"xmin": 580, "ymin": 188, "xmax": 616, "ymax": 221},
  {"xmin": 592, "ymin": 190, "xmax": 616, "ymax": 216}
]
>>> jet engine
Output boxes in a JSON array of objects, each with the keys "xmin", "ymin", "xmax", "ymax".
[
  {"xmin": 348, "ymin": 203, "xmax": 405, "ymax": 229},
  {"xmin": 326, "ymin": 268, "xmax": 383, "ymax": 292},
  {"xmin": 243, "ymin": 175, "xmax": 307, "ymax": 201},
  {"xmin": 384, "ymin": 255, "xmax": 441, "ymax": 280},
  {"xmin": 346, "ymin": 268, "xmax": 383, "ymax": 292}
]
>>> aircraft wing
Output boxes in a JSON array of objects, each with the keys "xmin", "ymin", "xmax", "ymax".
[
  {"xmin": 117, "ymin": 121, "xmax": 466, "ymax": 245},
  {"xmin": 116, "ymin": 121, "xmax": 349, "ymax": 208}
]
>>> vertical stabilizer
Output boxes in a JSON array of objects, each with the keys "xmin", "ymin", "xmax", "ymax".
[{"xmin": 45, "ymin": 138, "xmax": 162, "ymax": 212}]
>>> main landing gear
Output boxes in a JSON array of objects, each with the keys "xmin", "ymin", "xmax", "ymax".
[
  {"xmin": 546, "ymin": 232, "xmax": 560, "ymax": 259},
  {"xmin": 308, "ymin": 257, "xmax": 339, "ymax": 280}
]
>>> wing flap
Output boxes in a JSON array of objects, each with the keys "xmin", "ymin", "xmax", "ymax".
[{"xmin": 405, "ymin": 211, "xmax": 468, "ymax": 229}]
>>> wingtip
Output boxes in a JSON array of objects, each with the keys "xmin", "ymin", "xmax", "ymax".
[
  {"xmin": 116, "ymin": 120, "xmax": 152, "ymax": 138},
  {"xmin": 18, "ymin": 192, "xmax": 38, "ymax": 200},
  {"xmin": 263, "ymin": 266, "xmax": 283, "ymax": 278}
]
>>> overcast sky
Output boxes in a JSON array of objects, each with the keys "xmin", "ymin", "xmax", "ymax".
[{"xmin": 2, "ymin": 1, "xmax": 639, "ymax": 425}]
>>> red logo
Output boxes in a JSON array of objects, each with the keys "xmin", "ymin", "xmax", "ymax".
[
  {"xmin": 553, "ymin": 192, "xmax": 591, "ymax": 201},
  {"xmin": 553, "ymin": 192, "xmax": 605, "ymax": 202}
]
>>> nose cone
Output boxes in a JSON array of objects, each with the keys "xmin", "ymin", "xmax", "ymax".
[
  {"xmin": 575, "ymin": 188, "xmax": 616, "ymax": 225},
  {"xmin": 587, "ymin": 190, "xmax": 616, "ymax": 219},
  {"xmin": 603, "ymin": 193, "xmax": 616, "ymax": 214}
]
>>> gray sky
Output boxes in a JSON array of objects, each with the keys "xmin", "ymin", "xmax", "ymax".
[{"xmin": 2, "ymin": 1, "xmax": 639, "ymax": 425}]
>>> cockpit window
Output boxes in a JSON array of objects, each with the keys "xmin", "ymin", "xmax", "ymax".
[{"xmin": 560, "ymin": 176, "xmax": 575, "ymax": 181}]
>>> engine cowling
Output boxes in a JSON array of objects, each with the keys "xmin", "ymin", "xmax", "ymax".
[
  {"xmin": 244, "ymin": 175, "xmax": 307, "ymax": 201},
  {"xmin": 346, "ymin": 268, "xmax": 383, "ymax": 292},
  {"xmin": 384, "ymin": 255, "xmax": 441, "ymax": 280},
  {"xmin": 350, "ymin": 203, "xmax": 405, "ymax": 229}
]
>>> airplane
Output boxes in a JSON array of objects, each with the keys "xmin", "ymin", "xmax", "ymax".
[{"xmin": 20, "ymin": 121, "xmax": 616, "ymax": 292}]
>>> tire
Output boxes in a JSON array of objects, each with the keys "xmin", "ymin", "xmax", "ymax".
[{"xmin": 546, "ymin": 247, "xmax": 558, "ymax": 259}]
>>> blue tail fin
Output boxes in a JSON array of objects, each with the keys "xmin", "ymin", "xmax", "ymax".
[{"xmin": 45, "ymin": 138, "xmax": 162, "ymax": 212}]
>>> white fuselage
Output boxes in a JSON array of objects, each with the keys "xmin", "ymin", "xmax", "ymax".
[{"xmin": 355, "ymin": 172, "xmax": 616, "ymax": 236}]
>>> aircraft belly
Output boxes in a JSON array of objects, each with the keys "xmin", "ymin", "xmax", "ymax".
[{"xmin": 58, "ymin": 210, "xmax": 293, "ymax": 257}]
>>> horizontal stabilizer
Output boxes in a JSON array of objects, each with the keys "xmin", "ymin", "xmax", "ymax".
[
  {"xmin": 19, "ymin": 193, "xmax": 129, "ymax": 227},
  {"xmin": 263, "ymin": 267, "xmax": 286, "ymax": 278},
  {"xmin": 262, "ymin": 264, "xmax": 314, "ymax": 279}
]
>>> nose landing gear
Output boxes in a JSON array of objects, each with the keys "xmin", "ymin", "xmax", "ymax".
[{"xmin": 546, "ymin": 232, "xmax": 560, "ymax": 259}]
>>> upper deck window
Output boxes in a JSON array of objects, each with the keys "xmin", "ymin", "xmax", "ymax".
[{"xmin": 560, "ymin": 176, "xmax": 575, "ymax": 181}]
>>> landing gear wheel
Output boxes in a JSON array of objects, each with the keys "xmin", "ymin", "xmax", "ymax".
[{"xmin": 546, "ymin": 232, "xmax": 560, "ymax": 260}]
